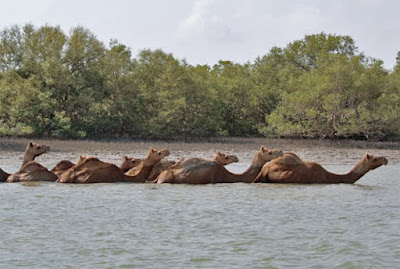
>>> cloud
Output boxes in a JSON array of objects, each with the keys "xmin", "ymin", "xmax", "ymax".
[
  {"xmin": 176, "ymin": 0, "xmax": 210, "ymax": 41},
  {"xmin": 287, "ymin": 6, "xmax": 324, "ymax": 35},
  {"xmin": 176, "ymin": 0, "xmax": 240, "ymax": 43}
]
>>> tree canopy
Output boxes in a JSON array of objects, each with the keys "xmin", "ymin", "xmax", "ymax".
[{"xmin": 0, "ymin": 25, "xmax": 399, "ymax": 140}]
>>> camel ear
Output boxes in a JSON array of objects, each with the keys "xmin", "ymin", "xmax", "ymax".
[
  {"xmin": 123, "ymin": 156, "xmax": 128, "ymax": 160},
  {"xmin": 366, "ymin": 154, "xmax": 372, "ymax": 160},
  {"xmin": 29, "ymin": 142, "xmax": 33, "ymax": 148},
  {"xmin": 216, "ymin": 150, "xmax": 222, "ymax": 155},
  {"xmin": 261, "ymin": 146, "xmax": 267, "ymax": 152}
]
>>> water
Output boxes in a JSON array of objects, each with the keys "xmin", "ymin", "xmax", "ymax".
[{"xmin": 1, "ymin": 161, "xmax": 399, "ymax": 268}]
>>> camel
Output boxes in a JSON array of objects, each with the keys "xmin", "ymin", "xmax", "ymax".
[
  {"xmin": 156, "ymin": 146, "xmax": 283, "ymax": 184},
  {"xmin": 119, "ymin": 156, "xmax": 141, "ymax": 173},
  {"xmin": 252, "ymin": 152, "xmax": 388, "ymax": 184},
  {"xmin": 3, "ymin": 142, "xmax": 56, "ymax": 183},
  {"xmin": 7, "ymin": 161, "xmax": 58, "ymax": 182},
  {"xmin": 51, "ymin": 160, "xmax": 75, "ymax": 177},
  {"xmin": 58, "ymin": 148, "xmax": 170, "ymax": 183},
  {"xmin": 51, "ymin": 155, "xmax": 140, "ymax": 178},
  {"xmin": 146, "ymin": 151, "xmax": 239, "ymax": 181}
]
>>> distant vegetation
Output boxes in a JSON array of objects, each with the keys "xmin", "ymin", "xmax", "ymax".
[{"xmin": 0, "ymin": 24, "xmax": 399, "ymax": 140}]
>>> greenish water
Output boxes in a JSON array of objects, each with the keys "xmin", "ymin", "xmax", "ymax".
[{"xmin": 1, "ymin": 161, "xmax": 399, "ymax": 268}]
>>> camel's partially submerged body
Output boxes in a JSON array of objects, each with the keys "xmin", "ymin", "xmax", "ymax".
[
  {"xmin": 147, "ymin": 151, "xmax": 239, "ymax": 182},
  {"xmin": 253, "ymin": 152, "xmax": 388, "ymax": 184},
  {"xmin": 4, "ymin": 142, "xmax": 56, "ymax": 183},
  {"xmin": 7, "ymin": 161, "xmax": 58, "ymax": 182},
  {"xmin": 147, "ymin": 160, "xmax": 176, "ymax": 181},
  {"xmin": 156, "ymin": 146, "xmax": 283, "ymax": 184},
  {"xmin": 58, "ymin": 148, "xmax": 170, "ymax": 183}
]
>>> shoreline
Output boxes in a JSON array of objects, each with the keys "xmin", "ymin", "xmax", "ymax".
[{"xmin": 1, "ymin": 137, "xmax": 400, "ymax": 164}]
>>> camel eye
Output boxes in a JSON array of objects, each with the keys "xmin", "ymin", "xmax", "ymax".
[
  {"xmin": 158, "ymin": 152, "xmax": 161, "ymax": 155},
  {"xmin": 268, "ymin": 152, "xmax": 272, "ymax": 155}
]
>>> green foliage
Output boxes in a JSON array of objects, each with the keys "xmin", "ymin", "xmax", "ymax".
[{"xmin": 0, "ymin": 25, "xmax": 399, "ymax": 140}]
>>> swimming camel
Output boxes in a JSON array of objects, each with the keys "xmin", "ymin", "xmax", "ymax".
[
  {"xmin": 4, "ymin": 142, "xmax": 57, "ymax": 183},
  {"xmin": 146, "ymin": 150, "xmax": 239, "ymax": 181},
  {"xmin": 252, "ymin": 152, "xmax": 388, "ymax": 184}
]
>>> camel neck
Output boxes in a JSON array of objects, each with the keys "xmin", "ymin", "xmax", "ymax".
[
  {"xmin": 325, "ymin": 160, "xmax": 366, "ymax": 184},
  {"xmin": 220, "ymin": 164, "xmax": 262, "ymax": 183},
  {"xmin": 23, "ymin": 152, "xmax": 36, "ymax": 166},
  {"xmin": 123, "ymin": 162, "xmax": 154, "ymax": 182},
  {"xmin": 217, "ymin": 154, "xmax": 264, "ymax": 183}
]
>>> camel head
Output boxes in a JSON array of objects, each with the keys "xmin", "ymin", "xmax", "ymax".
[
  {"xmin": 119, "ymin": 156, "xmax": 141, "ymax": 172},
  {"xmin": 26, "ymin": 142, "xmax": 51, "ymax": 157},
  {"xmin": 22, "ymin": 142, "xmax": 52, "ymax": 165},
  {"xmin": 214, "ymin": 151, "xmax": 239, "ymax": 165},
  {"xmin": 52, "ymin": 160, "xmax": 75, "ymax": 171},
  {"xmin": 146, "ymin": 148, "xmax": 171, "ymax": 165},
  {"xmin": 362, "ymin": 154, "xmax": 388, "ymax": 171},
  {"xmin": 257, "ymin": 146, "xmax": 284, "ymax": 165}
]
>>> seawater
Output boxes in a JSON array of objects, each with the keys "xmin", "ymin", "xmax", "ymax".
[{"xmin": 0, "ymin": 161, "xmax": 399, "ymax": 268}]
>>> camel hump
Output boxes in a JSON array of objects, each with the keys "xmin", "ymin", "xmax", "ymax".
[
  {"xmin": 79, "ymin": 157, "xmax": 101, "ymax": 165},
  {"xmin": 20, "ymin": 161, "xmax": 48, "ymax": 172},
  {"xmin": 169, "ymin": 158, "xmax": 203, "ymax": 169},
  {"xmin": 275, "ymin": 152, "xmax": 303, "ymax": 165}
]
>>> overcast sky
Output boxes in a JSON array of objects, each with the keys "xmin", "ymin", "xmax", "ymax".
[{"xmin": 1, "ymin": 0, "xmax": 399, "ymax": 69}]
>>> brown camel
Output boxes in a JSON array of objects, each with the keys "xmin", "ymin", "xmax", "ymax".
[
  {"xmin": 147, "ymin": 151, "xmax": 239, "ymax": 182},
  {"xmin": 7, "ymin": 161, "xmax": 58, "ymax": 182},
  {"xmin": 58, "ymin": 148, "xmax": 170, "ymax": 183},
  {"xmin": 51, "ymin": 156, "xmax": 90, "ymax": 178},
  {"xmin": 51, "ymin": 160, "xmax": 75, "ymax": 177},
  {"xmin": 252, "ymin": 152, "xmax": 388, "ymax": 184},
  {"xmin": 4, "ymin": 142, "xmax": 56, "ymax": 183},
  {"xmin": 156, "ymin": 146, "xmax": 283, "ymax": 184},
  {"xmin": 119, "ymin": 156, "xmax": 141, "ymax": 173},
  {"xmin": 52, "ymin": 155, "xmax": 141, "ymax": 177}
]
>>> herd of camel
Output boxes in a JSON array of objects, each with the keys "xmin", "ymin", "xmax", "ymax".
[{"xmin": 0, "ymin": 142, "xmax": 389, "ymax": 184}]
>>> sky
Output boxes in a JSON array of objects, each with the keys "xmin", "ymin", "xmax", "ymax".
[{"xmin": 1, "ymin": 0, "xmax": 399, "ymax": 70}]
